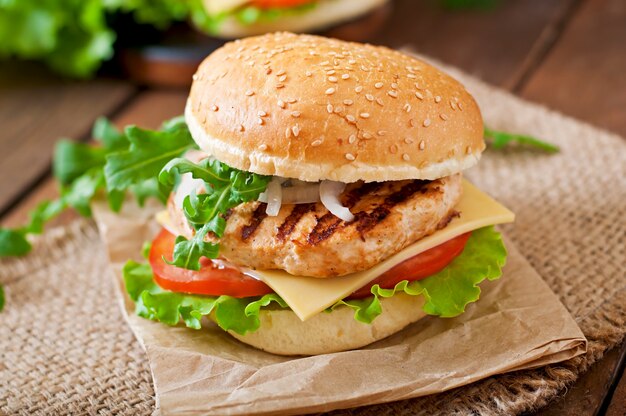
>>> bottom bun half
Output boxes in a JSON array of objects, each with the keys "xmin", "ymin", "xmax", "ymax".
[{"xmin": 218, "ymin": 293, "xmax": 427, "ymax": 356}]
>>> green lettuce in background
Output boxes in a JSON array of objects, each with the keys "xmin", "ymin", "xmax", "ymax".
[
  {"xmin": 0, "ymin": 0, "xmax": 315, "ymax": 78},
  {"xmin": 124, "ymin": 226, "xmax": 507, "ymax": 334}
]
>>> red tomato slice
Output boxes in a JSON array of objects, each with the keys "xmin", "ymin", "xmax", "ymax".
[
  {"xmin": 149, "ymin": 228, "xmax": 274, "ymax": 297},
  {"xmin": 251, "ymin": 0, "xmax": 314, "ymax": 8},
  {"xmin": 347, "ymin": 232, "xmax": 471, "ymax": 299},
  {"xmin": 150, "ymin": 228, "xmax": 470, "ymax": 300}
]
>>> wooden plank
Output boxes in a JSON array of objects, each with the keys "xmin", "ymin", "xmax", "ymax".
[
  {"xmin": 606, "ymin": 354, "xmax": 626, "ymax": 416},
  {"xmin": 520, "ymin": 0, "xmax": 626, "ymax": 136},
  {"xmin": 373, "ymin": 0, "xmax": 576, "ymax": 88},
  {"xmin": 1, "ymin": 90, "xmax": 188, "ymax": 230},
  {"xmin": 536, "ymin": 341, "xmax": 626, "ymax": 415},
  {"xmin": 0, "ymin": 62, "xmax": 136, "ymax": 215}
]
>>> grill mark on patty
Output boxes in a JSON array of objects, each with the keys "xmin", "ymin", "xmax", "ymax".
[
  {"xmin": 353, "ymin": 180, "xmax": 429, "ymax": 237},
  {"xmin": 276, "ymin": 203, "xmax": 316, "ymax": 242},
  {"xmin": 241, "ymin": 203, "xmax": 267, "ymax": 241},
  {"xmin": 308, "ymin": 180, "xmax": 430, "ymax": 245}
]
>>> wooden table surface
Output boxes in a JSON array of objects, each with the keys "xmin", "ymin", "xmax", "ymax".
[{"xmin": 1, "ymin": 0, "xmax": 625, "ymax": 414}]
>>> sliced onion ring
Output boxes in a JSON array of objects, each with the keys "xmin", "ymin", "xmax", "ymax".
[
  {"xmin": 320, "ymin": 180, "xmax": 354, "ymax": 222},
  {"xmin": 264, "ymin": 177, "xmax": 283, "ymax": 216}
]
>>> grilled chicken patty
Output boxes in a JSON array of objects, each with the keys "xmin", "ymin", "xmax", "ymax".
[{"xmin": 169, "ymin": 174, "xmax": 462, "ymax": 277}]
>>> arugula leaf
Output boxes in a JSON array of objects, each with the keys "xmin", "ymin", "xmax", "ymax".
[
  {"xmin": 53, "ymin": 140, "xmax": 106, "ymax": 186},
  {"xmin": 22, "ymin": 199, "xmax": 67, "ymax": 235},
  {"xmin": 484, "ymin": 127, "xmax": 559, "ymax": 153},
  {"xmin": 92, "ymin": 117, "xmax": 127, "ymax": 151},
  {"xmin": 0, "ymin": 284, "xmax": 4, "ymax": 312},
  {"xmin": 123, "ymin": 260, "xmax": 287, "ymax": 334},
  {"xmin": 105, "ymin": 125, "xmax": 196, "ymax": 191},
  {"xmin": 0, "ymin": 229, "xmax": 32, "ymax": 257},
  {"xmin": 159, "ymin": 159, "xmax": 270, "ymax": 270}
]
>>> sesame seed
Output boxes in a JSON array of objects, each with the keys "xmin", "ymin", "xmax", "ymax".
[
  {"xmin": 285, "ymin": 127, "xmax": 291, "ymax": 138},
  {"xmin": 402, "ymin": 153, "xmax": 410, "ymax": 161},
  {"xmin": 327, "ymin": 104, "xmax": 334, "ymax": 113},
  {"xmin": 320, "ymin": 60, "xmax": 330, "ymax": 66},
  {"xmin": 266, "ymin": 68, "xmax": 272, "ymax": 75},
  {"xmin": 407, "ymin": 73, "xmax": 417, "ymax": 79},
  {"xmin": 376, "ymin": 98, "xmax": 384, "ymax": 106},
  {"xmin": 359, "ymin": 112, "xmax": 370, "ymax": 119},
  {"xmin": 450, "ymin": 100, "xmax": 457, "ymax": 110},
  {"xmin": 334, "ymin": 106, "xmax": 344, "ymax": 113},
  {"xmin": 278, "ymin": 75, "xmax": 287, "ymax": 82},
  {"xmin": 419, "ymin": 140, "xmax": 425, "ymax": 150},
  {"xmin": 415, "ymin": 92, "xmax": 424, "ymax": 100},
  {"xmin": 375, "ymin": 82, "xmax": 384, "ymax": 89},
  {"xmin": 414, "ymin": 83, "xmax": 422, "ymax": 90},
  {"xmin": 211, "ymin": 104, "xmax": 219, "ymax": 112},
  {"xmin": 365, "ymin": 94, "xmax": 374, "ymax": 101},
  {"xmin": 311, "ymin": 139, "xmax": 323, "ymax": 147},
  {"xmin": 378, "ymin": 130, "xmax": 387, "ymax": 136},
  {"xmin": 466, "ymin": 145, "xmax": 472, "ymax": 154},
  {"xmin": 458, "ymin": 102, "xmax": 464, "ymax": 111},
  {"xmin": 341, "ymin": 74, "xmax": 350, "ymax": 80},
  {"xmin": 257, "ymin": 110, "xmax": 267, "ymax": 117},
  {"xmin": 391, "ymin": 83, "xmax": 398, "ymax": 89},
  {"xmin": 355, "ymin": 86, "xmax": 363, "ymax": 93},
  {"xmin": 404, "ymin": 103, "xmax": 411, "ymax": 112},
  {"xmin": 348, "ymin": 134, "xmax": 356, "ymax": 144},
  {"xmin": 291, "ymin": 111, "xmax": 301, "ymax": 118},
  {"xmin": 435, "ymin": 96, "xmax": 442, "ymax": 103},
  {"xmin": 390, "ymin": 144, "xmax": 398, "ymax": 154},
  {"xmin": 305, "ymin": 71, "xmax": 312, "ymax": 77},
  {"xmin": 348, "ymin": 59, "xmax": 357, "ymax": 65},
  {"xmin": 423, "ymin": 118, "xmax": 431, "ymax": 127},
  {"xmin": 245, "ymin": 90, "xmax": 254, "ymax": 96},
  {"xmin": 326, "ymin": 69, "xmax": 336, "ymax": 75},
  {"xmin": 292, "ymin": 125, "xmax": 300, "ymax": 137},
  {"xmin": 345, "ymin": 153, "xmax": 356, "ymax": 161},
  {"xmin": 387, "ymin": 90, "xmax": 398, "ymax": 98},
  {"xmin": 287, "ymin": 98, "xmax": 297, "ymax": 103},
  {"xmin": 276, "ymin": 69, "xmax": 286, "ymax": 76},
  {"xmin": 362, "ymin": 132, "xmax": 373, "ymax": 139},
  {"xmin": 259, "ymin": 144, "xmax": 268, "ymax": 151},
  {"xmin": 238, "ymin": 124, "xmax": 245, "ymax": 132},
  {"xmin": 404, "ymin": 138, "xmax": 414, "ymax": 144},
  {"xmin": 409, "ymin": 119, "xmax": 416, "ymax": 127},
  {"xmin": 325, "ymin": 87, "xmax": 336, "ymax": 95},
  {"xmin": 361, "ymin": 65, "xmax": 370, "ymax": 72},
  {"xmin": 258, "ymin": 118, "xmax": 264, "ymax": 125},
  {"xmin": 192, "ymin": 74, "xmax": 198, "ymax": 81},
  {"xmin": 346, "ymin": 115, "xmax": 356, "ymax": 123},
  {"xmin": 278, "ymin": 100, "xmax": 286, "ymax": 109},
  {"xmin": 440, "ymin": 113, "xmax": 449, "ymax": 121},
  {"xmin": 328, "ymin": 76, "xmax": 338, "ymax": 83},
  {"xmin": 343, "ymin": 99, "xmax": 353, "ymax": 106},
  {"xmin": 276, "ymin": 83, "xmax": 285, "ymax": 89}
]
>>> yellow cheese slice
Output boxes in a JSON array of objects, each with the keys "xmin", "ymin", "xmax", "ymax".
[
  {"xmin": 202, "ymin": 0, "xmax": 249, "ymax": 15},
  {"xmin": 156, "ymin": 180, "xmax": 514, "ymax": 321},
  {"xmin": 244, "ymin": 180, "xmax": 514, "ymax": 321}
]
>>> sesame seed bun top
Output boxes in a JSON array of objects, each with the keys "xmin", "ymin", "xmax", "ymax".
[{"xmin": 186, "ymin": 32, "xmax": 484, "ymax": 183}]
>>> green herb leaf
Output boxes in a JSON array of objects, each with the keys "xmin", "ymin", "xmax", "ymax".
[
  {"xmin": 0, "ymin": 229, "xmax": 31, "ymax": 257},
  {"xmin": 0, "ymin": 284, "xmax": 5, "ymax": 312},
  {"xmin": 159, "ymin": 158, "xmax": 270, "ymax": 270},
  {"xmin": 105, "ymin": 125, "xmax": 196, "ymax": 191},
  {"xmin": 53, "ymin": 139, "xmax": 106, "ymax": 186},
  {"xmin": 23, "ymin": 199, "xmax": 67, "ymax": 235},
  {"xmin": 61, "ymin": 168, "xmax": 104, "ymax": 217},
  {"xmin": 92, "ymin": 117, "xmax": 127, "ymax": 151},
  {"xmin": 484, "ymin": 127, "xmax": 559, "ymax": 153}
]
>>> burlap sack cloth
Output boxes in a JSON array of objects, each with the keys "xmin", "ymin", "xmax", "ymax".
[{"xmin": 1, "ymin": 62, "xmax": 625, "ymax": 415}]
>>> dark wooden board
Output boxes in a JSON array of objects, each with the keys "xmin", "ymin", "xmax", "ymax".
[
  {"xmin": 372, "ymin": 0, "xmax": 576, "ymax": 88},
  {"xmin": 521, "ymin": 0, "xmax": 626, "ymax": 137},
  {"xmin": 0, "ymin": 62, "xmax": 136, "ymax": 216},
  {"xmin": 1, "ymin": 90, "xmax": 188, "ymax": 229}
]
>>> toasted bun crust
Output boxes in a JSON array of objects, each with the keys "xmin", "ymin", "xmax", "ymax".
[
  {"xmin": 211, "ymin": 0, "xmax": 389, "ymax": 39},
  {"xmin": 223, "ymin": 293, "xmax": 426, "ymax": 355},
  {"xmin": 187, "ymin": 32, "xmax": 484, "ymax": 182}
]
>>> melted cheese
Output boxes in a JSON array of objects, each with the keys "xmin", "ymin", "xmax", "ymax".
[{"xmin": 157, "ymin": 180, "xmax": 515, "ymax": 321}]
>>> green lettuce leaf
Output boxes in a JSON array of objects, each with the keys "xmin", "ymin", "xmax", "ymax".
[
  {"xmin": 125, "ymin": 227, "xmax": 506, "ymax": 332},
  {"xmin": 123, "ymin": 260, "xmax": 287, "ymax": 334},
  {"xmin": 484, "ymin": 127, "xmax": 559, "ymax": 153},
  {"xmin": 332, "ymin": 226, "xmax": 507, "ymax": 322},
  {"xmin": 0, "ymin": 284, "xmax": 4, "ymax": 312}
]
